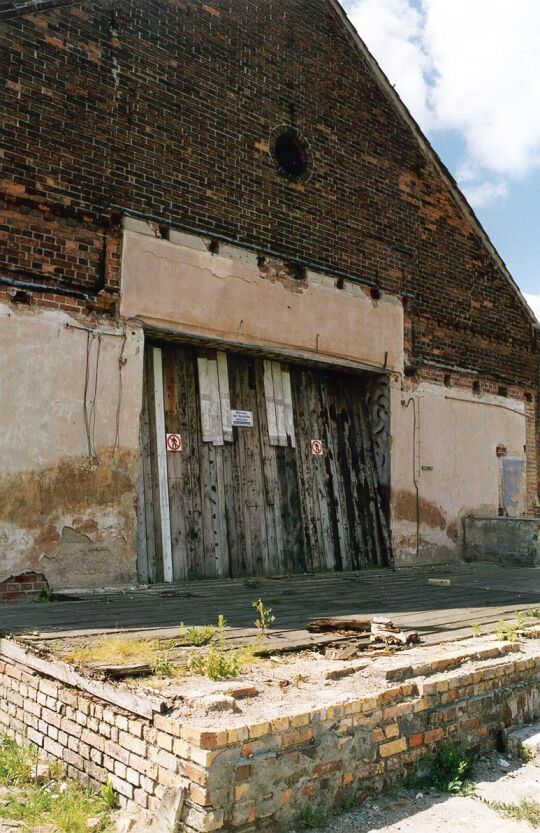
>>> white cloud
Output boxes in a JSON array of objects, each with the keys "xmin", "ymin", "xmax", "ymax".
[
  {"xmin": 346, "ymin": 0, "xmax": 540, "ymax": 203},
  {"xmin": 459, "ymin": 179, "xmax": 508, "ymax": 209},
  {"xmin": 524, "ymin": 293, "xmax": 540, "ymax": 321}
]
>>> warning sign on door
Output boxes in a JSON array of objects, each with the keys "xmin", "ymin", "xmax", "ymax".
[
  {"xmin": 231, "ymin": 410, "xmax": 253, "ymax": 428},
  {"xmin": 311, "ymin": 439, "xmax": 324, "ymax": 456},
  {"xmin": 166, "ymin": 433, "xmax": 182, "ymax": 452}
]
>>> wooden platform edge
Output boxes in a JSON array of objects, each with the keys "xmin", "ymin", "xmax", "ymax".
[{"xmin": 0, "ymin": 638, "xmax": 167, "ymax": 720}]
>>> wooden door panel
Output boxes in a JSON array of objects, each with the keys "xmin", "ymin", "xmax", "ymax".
[{"xmin": 139, "ymin": 344, "xmax": 391, "ymax": 581}]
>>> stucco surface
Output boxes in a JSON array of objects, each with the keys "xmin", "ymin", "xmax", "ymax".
[
  {"xmin": 120, "ymin": 231, "xmax": 404, "ymax": 374},
  {"xmin": 390, "ymin": 381, "xmax": 527, "ymax": 564},
  {"xmin": 0, "ymin": 304, "xmax": 144, "ymax": 587}
]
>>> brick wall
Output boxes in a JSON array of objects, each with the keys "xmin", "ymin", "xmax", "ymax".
[
  {"xmin": 0, "ymin": 572, "xmax": 48, "ymax": 603},
  {"xmin": 1, "ymin": 0, "xmax": 537, "ymax": 389},
  {"xmin": 1, "ymin": 643, "xmax": 539, "ymax": 832}
]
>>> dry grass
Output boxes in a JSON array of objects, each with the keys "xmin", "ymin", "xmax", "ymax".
[
  {"xmin": 0, "ymin": 735, "xmax": 115, "ymax": 833},
  {"xmin": 63, "ymin": 635, "xmax": 163, "ymax": 666},
  {"xmin": 489, "ymin": 799, "xmax": 540, "ymax": 827}
]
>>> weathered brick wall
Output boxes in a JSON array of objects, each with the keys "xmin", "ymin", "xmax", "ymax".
[
  {"xmin": 1, "ymin": 0, "xmax": 537, "ymax": 389},
  {"xmin": 1, "ymin": 645, "xmax": 539, "ymax": 832},
  {"xmin": 0, "ymin": 572, "xmax": 47, "ymax": 603}
]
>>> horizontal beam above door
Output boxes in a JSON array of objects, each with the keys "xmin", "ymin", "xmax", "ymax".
[{"xmin": 136, "ymin": 319, "xmax": 391, "ymax": 378}]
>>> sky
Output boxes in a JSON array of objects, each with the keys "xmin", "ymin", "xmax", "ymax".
[{"xmin": 343, "ymin": 0, "xmax": 540, "ymax": 320}]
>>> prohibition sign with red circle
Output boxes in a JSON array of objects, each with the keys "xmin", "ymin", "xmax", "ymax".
[{"xmin": 166, "ymin": 433, "xmax": 182, "ymax": 452}]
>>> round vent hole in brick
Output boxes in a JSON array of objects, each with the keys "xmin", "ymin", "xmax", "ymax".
[
  {"xmin": 274, "ymin": 132, "xmax": 307, "ymax": 177},
  {"xmin": 269, "ymin": 126, "xmax": 312, "ymax": 182}
]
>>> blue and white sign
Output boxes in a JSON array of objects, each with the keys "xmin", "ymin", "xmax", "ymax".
[{"xmin": 231, "ymin": 409, "xmax": 254, "ymax": 428}]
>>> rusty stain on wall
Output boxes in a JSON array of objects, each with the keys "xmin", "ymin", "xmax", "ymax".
[
  {"xmin": 392, "ymin": 489, "xmax": 446, "ymax": 530},
  {"xmin": 0, "ymin": 449, "xmax": 135, "ymax": 530}
]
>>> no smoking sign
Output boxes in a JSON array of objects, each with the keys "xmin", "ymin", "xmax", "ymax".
[
  {"xmin": 311, "ymin": 439, "xmax": 324, "ymax": 456},
  {"xmin": 166, "ymin": 433, "xmax": 182, "ymax": 452}
]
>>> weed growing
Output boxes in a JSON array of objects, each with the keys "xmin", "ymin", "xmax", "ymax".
[
  {"xmin": 407, "ymin": 742, "xmax": 473, "ymax": 795},
  {"xmin": 296, "ymin": 805, "xmax": 326, "ymax": 829},
  {"xmin": 179, "ymin": 624, "xmax": 216, "ymax": 646},
  {"xmin": 253, "ymin": 598, "xmax": 275, "ymax": 637},
  {"xmin": 188, "ymin": 615, "xmax": 240, "ymax": 680},
  {"xmin": 0, "ymin": 735, "xmax": 37, "ymax": 785},
  {"xmin": 0, "ymin": 735, "xmax": 116, "ymax": 833},
  {"xmin": 496, "ymin": 619, "xmax": 518, "ymax": 642}
]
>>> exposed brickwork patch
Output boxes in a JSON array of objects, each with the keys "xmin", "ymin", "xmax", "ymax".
[{"xmin": 0, "ymin": 571, "xmax": 48, "ymax": 603}]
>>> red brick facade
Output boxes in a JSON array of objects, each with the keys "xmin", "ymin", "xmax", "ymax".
[{"xmin": 2, "ymin": 0, "xmax": 537, "ymax": 380}]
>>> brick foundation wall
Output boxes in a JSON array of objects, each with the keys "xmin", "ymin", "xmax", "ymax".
[
  {"xmin": 1, "ymin": 643, "xmax": 539, "ymax": 832},
  {"xmin": 0, "ymin": 572, "xmax": 48, "ymax": 603}
]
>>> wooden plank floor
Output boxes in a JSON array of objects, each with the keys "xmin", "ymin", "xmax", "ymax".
[{"xmin": 1, "ymin": 563, "xmax": 539, "ymax": 645}]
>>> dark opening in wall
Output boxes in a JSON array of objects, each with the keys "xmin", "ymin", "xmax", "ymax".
[
  {"xmin": 274, "ymin": 133, "xmax": 307, "ymax": 177},
  {"xmin": 269, "ymin": 125, "xmax": 313, "ymax": 183}
]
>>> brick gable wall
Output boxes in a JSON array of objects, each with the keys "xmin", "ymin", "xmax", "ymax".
[{"xmin": 1, "ymin": 0, "xmax": 537, "ymax": 390}]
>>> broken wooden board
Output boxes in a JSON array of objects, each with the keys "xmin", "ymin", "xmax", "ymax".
[
  {"xmin": 324, "ymin": 639, "xmax": 371, "ymax": 660},
  {"xmin": 307, "ymin": 617, "xmax": 371, "ymax": 634}
]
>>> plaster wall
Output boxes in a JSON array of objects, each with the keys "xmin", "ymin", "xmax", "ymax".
[
  {"xmin": 390, "ymin": 381, "xmax": 528, "ymax": 564},
  {"xmin": 0, "ymin": 303, "xmax": 144, "ymax": 588},
  {"xmin": 120, "ymin": 231, "xmax": 404, "ymax": 374}
]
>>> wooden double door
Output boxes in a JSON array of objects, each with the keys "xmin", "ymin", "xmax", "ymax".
[{"xmin": 138, "ymin": 344, "xmax": 391, "ymax": 582}]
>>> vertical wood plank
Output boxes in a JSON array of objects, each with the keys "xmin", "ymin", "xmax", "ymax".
[
  {"xmin": 184, "ymin": 350, "xmax": 204, "ymax": 577},
  {"xmin": 208, "ymin": 359, "xmax": 224, "ymax": 446},
  {"xmin": 254, "ymin": 359, "xmax": 283, "ymax": 573},
  {"xmin": 163, "ymin": 348, "xmax": 188, "ymax": 580},
  {"xmin": 138, "ymin": 354, "xmax": 155, "ymax": 583},
  {"xmin": 282, "ymin": 367, "xmax": 296, "ymax": 448},
  {"xmin": 135, "ymin": 444, "xmax": 149, "ymax": 584},
  {"xmin": 152, "ymin": 347, "xmax": 174, "ymax": 583},
  {"xmin": 144, "ymin": 348, "xmax": 163, "ymax": 583},
  {"xmin": 263, "ymin": 360, "xmax": 278, "ymax": 445},
  {"xmin": 217, "ymin": 351, "xmax": 233, "ymax": 442},
  {"xmin": 291, "ymin": 367, "xmax": 322, "ymax": 572},
  {"xmin": 271, "ymin": 361, "xmax": 287, "ymax": 446},
  {"xmin": 197, "ymin": 357, "xmax": 213, "ymax": 442}
]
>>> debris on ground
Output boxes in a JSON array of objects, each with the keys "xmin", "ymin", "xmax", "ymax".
[{"xmin": 370, "ymin": 617, "xmax": 420, "ymax": 646}]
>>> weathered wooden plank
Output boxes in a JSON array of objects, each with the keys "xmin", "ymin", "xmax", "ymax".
[
  {"xmin": 307, "ymin": 616, "xmax": 371, "ymax": 633},
  {"xmin": 291, "ymin": 367, "xmax": 321, "ymax": 572},
  {"xmin": 135, "ymin": 460, "xmax": 149, "ymax": 584},
  {"xmin": 317, "ymin": 373, "xmax": 347, "ymax": 571},
  {"xmin": 240, "ymin": 358, "xmax": 267, "ymax": 575},
  {"xmin": 152, "ymin": 347, "xmax": 174, "ymax": 583},
  {"xmin": 263, "ymin": 359, "xmax": 279, "ymax": 445},
  {"xmin": 138, "ymin": 353, "xmax": 156, "ymax": 583},
  {"xmin": 305, "ymin": 369, "xmax": 335, "ymax": 571},
  {"xmin": 163, "ymin": 348, "xmax": 188, "ymax": 581},
  {"xmin": 208, "ymin": 358, "xmax": 224, "ymax": 447},
  {"xmin": 197, "ymin": 357, "xmax": 213, "ymax": 443},
  {"xmin": 217, "ymin": 351, "xmax": 233, "ymax": 442},
  {"xmin": 254, "ymin": 359, "xmax": 283, "ymax": 572},
  {"xmin": 282, "ymin": 366, "xmax": 296, "ymax": 448},
  {"xmin": 142, "ymin": 349, "xmax": 163, "ymax": 583},
  {"xmin": 271, "ymin": 361, "xmax": 287, "ymax": 446},
  {"xmin": 182, "ymin": 349, "xmax": 204, "ymax": 578}
]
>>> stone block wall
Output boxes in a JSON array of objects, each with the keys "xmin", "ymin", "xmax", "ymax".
[{"xmin": 1, "ymin": 644, "xmax": 539, "ymax": 831}]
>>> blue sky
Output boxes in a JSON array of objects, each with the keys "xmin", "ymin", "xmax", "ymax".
[{"xmin": 343, "ymin": 0, "xmax": 540, "ymax": 316}]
